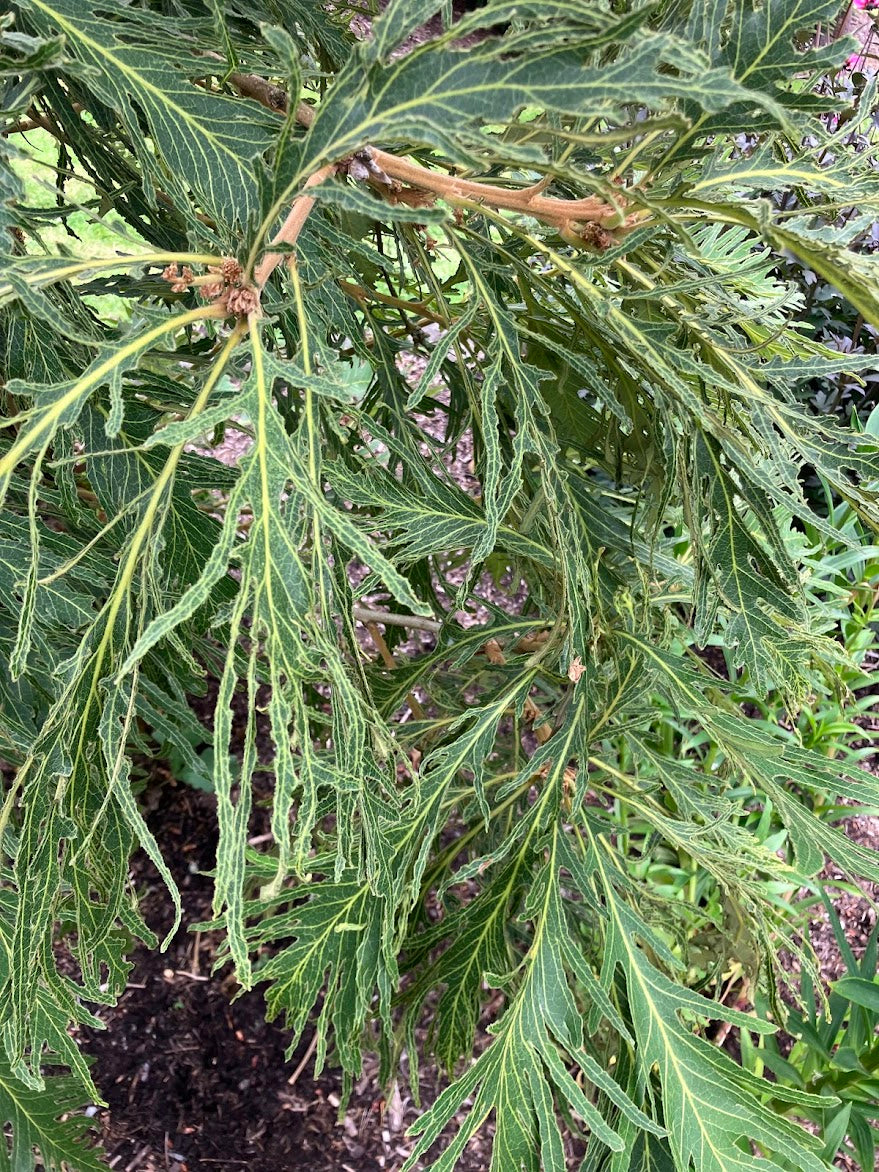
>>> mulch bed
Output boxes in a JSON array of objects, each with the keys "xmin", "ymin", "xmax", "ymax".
[{"xmin": 80, "ymin": 780, "xmax": 499, "ymax": 1172}]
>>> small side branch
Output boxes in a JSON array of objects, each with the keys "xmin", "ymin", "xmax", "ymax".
[
  {"xmin": 363, "ymin": 619, "xmax": 428, "ymax": 722},
  {"xmin": 353, "ymin": 605, "xmax": 442, "ymax": 633},
  {"xmin": 338, "ymin": 281, "xmax": 450, "ymax": 326},
  {"xmin": 365, "ymin": 147, "xmax": 622, "ymax": 230},
  {"xmin": 253, "ymin": 162, "xmax": 337, "ymax": 289},
  {"xmin": 2, "ymin": 103, "xmax": 83, "ymax": 139},
  {"xmin": 224, "ymin": 71, "xmax": 637, "ymax": 240}
]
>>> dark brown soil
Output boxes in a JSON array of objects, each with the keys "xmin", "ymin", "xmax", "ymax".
[
  {"xmin": 80, "ymin": 780, "xmax": 499, "ymax": 1172},
  {"xmin": 83, "ymin": 785, "xmax": 298, "ymax": 1172}
]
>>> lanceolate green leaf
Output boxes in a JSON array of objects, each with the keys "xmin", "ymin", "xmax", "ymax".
[
  {"xmin": 404, "ymin": 824, "xmax": 639, "ymax": 1171},
  {"xmin": 689, "ymin": 145, "xmax": 875, "ymax": 200},
  {"xmin": 0, "ymin": 305, "xmax": 218, "ymax": 506},
  {"xmin": 765, "ymin": 221, "xmax": 879, "ymax": 329}
]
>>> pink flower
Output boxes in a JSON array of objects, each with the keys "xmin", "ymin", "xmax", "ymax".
[
  {"xmin": 853, "ymin": 0, "xmax": 879, "ymax": 10},
  {"xmin": 847, "ymin": 53, "xmax": 863, "ymax": 67}
]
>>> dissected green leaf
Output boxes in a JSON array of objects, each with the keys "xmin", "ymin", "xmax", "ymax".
[{"xmin": 0, "ymin": 1061, "xmax": 106, "ymax": 1172}]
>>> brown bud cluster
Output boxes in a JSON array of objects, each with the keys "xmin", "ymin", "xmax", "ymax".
[
  {"xmin": 574, "ymin": 221, "xmax": 614, "ymax": 251},
  {"xmin": 225, "ymin": 285, "xmax": 259, "ymax": 317},
  {"xmin": 220, "ymin": 257, "xmax": 244, "ymax": 283},
  {"xmin": 162, "ymin": 263, "xmax": 194, "ymax": 292},
  {"xmin": 387, "ymin": 184, "xmax": 437, "ymax": 210},
  {"xmin": 205, "ymin": 257, "xmax": 258, "ymax": 318},
  {"xmin": 162, "ymin": 257, "xmax": 259, "ymax": 318}
]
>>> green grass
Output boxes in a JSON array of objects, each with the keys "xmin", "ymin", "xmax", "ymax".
[{"xmin": 10, "ymin": 127, "xmax": 145, "ymax": 323}]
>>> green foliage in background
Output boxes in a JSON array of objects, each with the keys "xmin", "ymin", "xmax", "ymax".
[
  {"xmin": 745, "ymin": 895, "xmax": 879, "ymax": 1170},
  {"xmin": 2, "ymin": 0, "xmax": 879, "ymax": 1168}
]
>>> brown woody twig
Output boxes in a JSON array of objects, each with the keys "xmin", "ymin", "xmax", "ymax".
[
  {"xmin": 224, "ymin": 70, "xmax": 636, "ymax": 242},
  {"xmin": 353, "ymin": 605, "xmax": 442, "ymax": 633},
  {"xmin": 253, "ymin": 161, "xmax": 337, "ymax": 289}
]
